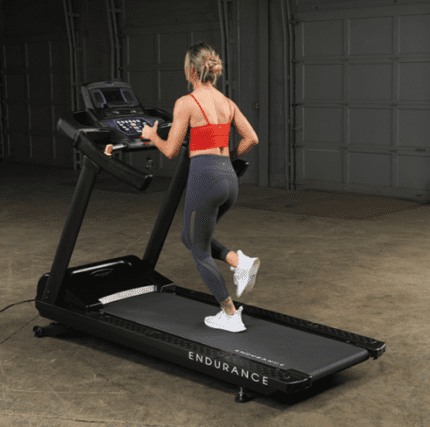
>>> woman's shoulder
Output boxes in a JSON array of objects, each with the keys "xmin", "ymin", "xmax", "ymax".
[
  {"xmin": 181, "ymin": 90, "xmax": 235, "ymax": 120},
  {"xmin": 185, "ymin": 88, "xmax": 230, "ymax": 101}
]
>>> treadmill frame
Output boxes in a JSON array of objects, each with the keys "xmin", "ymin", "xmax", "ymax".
[{"xmin": 35, "ymin": 109, "xmax": 386, "ymax": 400}]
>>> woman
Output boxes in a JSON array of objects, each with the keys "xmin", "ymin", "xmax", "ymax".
[{"xmin": 106, "ymin": 42, "xmax": 260, "ymax": 333}]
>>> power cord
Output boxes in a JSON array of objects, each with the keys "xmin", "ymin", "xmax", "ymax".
[{"xmin": 0, "ymin": 299, "xmax": 36, "ymax": 313}]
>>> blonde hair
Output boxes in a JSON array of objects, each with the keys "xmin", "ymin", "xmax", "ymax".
[{"xmin": 184, "ymin": 42, "xmax": 223, "ymax": 93}]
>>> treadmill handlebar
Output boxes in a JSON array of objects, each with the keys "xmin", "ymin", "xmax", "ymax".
[{"xmin": 57, "ymin": 113, "xmax": 151, "ymax": 191}]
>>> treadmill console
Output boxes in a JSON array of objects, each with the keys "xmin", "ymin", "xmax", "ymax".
[
  {"xmin": 81, "ymin": 80, "xmax": 174, "ymax": 144},
  {"xmin": 98, "ymin": 117, "xmax": 158, "ymax": 138}
]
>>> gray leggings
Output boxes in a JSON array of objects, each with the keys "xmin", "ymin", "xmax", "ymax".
[{"xmin": 181, "ymin": 154, "xmax": 238, "ymax": 303}]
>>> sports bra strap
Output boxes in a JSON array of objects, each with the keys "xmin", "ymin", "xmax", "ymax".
[
  {"xmin": 189, "ymin": 94, "xmax": 231, "ymax": 126},
  {"xmin": 189, "ymin": 94, "xmax": 210, "ymax": 125}
]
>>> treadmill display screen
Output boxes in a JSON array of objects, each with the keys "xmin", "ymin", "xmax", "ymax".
[{"xmin": 90, "ymin": 88, "xmax": 140, "ymax": 110}]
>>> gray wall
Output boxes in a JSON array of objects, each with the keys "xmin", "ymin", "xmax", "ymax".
[{"xmin": 2, "ymin": 0, "xmax": 430, "ymax": 199}]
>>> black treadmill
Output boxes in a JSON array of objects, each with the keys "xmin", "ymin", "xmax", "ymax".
[{"xmin": 34, "ymin": 81, "xmax": 386, "ymax": 403}]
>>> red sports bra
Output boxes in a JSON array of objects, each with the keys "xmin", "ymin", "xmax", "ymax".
[{"xmin": 189, "ymin": 94, "xmax": 231, "ymax": 152}]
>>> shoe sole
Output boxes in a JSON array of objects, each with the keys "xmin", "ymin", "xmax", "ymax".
[
  {"xmin": 243, "ymin": 258, "xmax": 260, "ymax": 295},
  {"xmin": 236, "ymin": 258, "xmax": 260, "ymax": 297},
  {"xmin": 204, "ymin": 321, "xmax": 246, "ymax": 333}
]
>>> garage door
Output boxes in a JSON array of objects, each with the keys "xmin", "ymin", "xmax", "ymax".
[{"xmin": 294, "ymin": 0, "xmax": 430, "ymax": 201}]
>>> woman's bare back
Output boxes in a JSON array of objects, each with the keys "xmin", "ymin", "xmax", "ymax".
[{"xmin": 187, "ymin": 88, "xmax": 233, "ymax": 158}]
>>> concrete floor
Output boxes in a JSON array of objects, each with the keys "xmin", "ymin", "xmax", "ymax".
[{"xmin": 0, "ymin": 161, "xmax": 428, "ymax": 427}]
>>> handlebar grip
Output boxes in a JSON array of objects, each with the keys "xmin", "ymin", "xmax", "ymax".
[
  {"xmin": 125, "ymin": 140, "xmax": 154, "ymax": 151},
  {"xmin": 79, "ymin": 133, "xmax": 152, "ymax": 191},
  {"xmin": 58, "ymin": 113, "xmax": 151, "ymax": 191}
]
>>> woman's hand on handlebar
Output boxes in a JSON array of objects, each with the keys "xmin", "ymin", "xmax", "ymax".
[
  {"xmin": 104, "ymin": 120, "xmax": 159, "ymax": 156},
  {"xmin": 140, "ymin": 121, "xmax": 158, "ymax": 141}
]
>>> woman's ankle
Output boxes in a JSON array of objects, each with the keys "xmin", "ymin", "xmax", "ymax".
[
  {"xmin": 220, "ymin": 296, "xmax": 236, "ymax": 315},
  {"xmin": 226, "ymin": 251, "xmax": 239, "ymax": 268}
]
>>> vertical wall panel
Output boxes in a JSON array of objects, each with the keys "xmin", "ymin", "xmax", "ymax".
[
  {"xmin": 27, "ymin": 41, "xmax": 50, "ymax": 72},
  {"xmin": 238, "ymin": 0, "xmax": 262, "ymax": 184},
  {"xmin": 85, "ymin": 0, "xmax": 111, "ymax": 83},
  {"xmin": 8, "ymin": 104, "xmax": 28, "ymax": 130},
  {"xmin": 399, "ymin": 13, "xmax": 430, "ymax": 54},
  {"xmin": 6, "ymin": 74, "xmax": 26, "ymax": 102},
  {"xmin": 350, "ymin": 108, "xmax": 392, "ymax": 147},
  {"xmin": 295, "ymin": 1, "xmax": 430, "ymax": 200},
  {"xmin": 399, "ymin": 110, "xmax": 430, "ymax": 148},
  {"xmin": 1, "ymin": 0, "xmax": 71, "ymax": 167},
  {"xmin": 26, "ymin": 41, "xmax": 52, "ymax": 160},
  {"xmin": 268, "ymin": 0, "xmax": 289, "ymax": 187},
  {"xmin": 3, "ymin": 43, "xmax": 29, "ymax": 162},
  {"xmin": 1, "ymin": 0, "xmax": 65, "ymax": 36},
  {"xmin": 4, "ymin": 45, "xmax": 25, "ymax": 70}
]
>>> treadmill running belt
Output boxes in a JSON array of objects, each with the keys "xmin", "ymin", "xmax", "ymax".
[{"xmin": 101, "ymin": 292, "xmax": 369, "ymax": 381}]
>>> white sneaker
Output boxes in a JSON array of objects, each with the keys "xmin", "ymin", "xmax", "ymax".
[
  {"xmin": 204, "ymin": 306, "xmax": 246, "ymax": 332},
  {"xmin": 230, "ymin": 250, "xmax": 260, "ymax": 298}
]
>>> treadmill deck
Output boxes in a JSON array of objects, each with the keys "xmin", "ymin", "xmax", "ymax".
[{"xmin": 101, "ymin": 292, "xmax": 369, "ymax": 381}]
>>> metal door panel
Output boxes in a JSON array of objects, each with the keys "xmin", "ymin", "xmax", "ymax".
[
  {"xmin": 29, "ymin": 73, "xmax": 51, "ymax": 102},
  {"xmin": 398, "ymin": 109, "xmax": 430, "ymax": 149},
  {"xmin": 6, "ymin": 74, "xmax": 26, "ymax": 101},
  {"xmin": 398, "ymin": 154, "xmax": 430, "ymax": 189},
  {"xmin": 27, "ymin": 41, "xmax": 50, "ymax": 73},
  {"xmin": 348, "ymin": 64, "xmax": 392, "ymax": 100},
  {"xmin": 295, "ymin": 1, "xmax": 430, "ymax": 200},
  {"xmin": 31, "ymin": 106, "xmax": 52, "ymax": 133},
  {"xmin": 304, "ymin": 107, "xmax": 343, "ymax": 142},
  {"xmin": 349, "ymin": 17, "xmax": 393, "ymax": 55},
  {"xmin": 128, "ymin": 70, "xmax": 157, "ymax": 107},
  {"xmin": 7, "ymin": 104, "xmax": 28, "ymax": 131},
  {"xmin": 4, "ymin": 45, "xmax": 25, "ymax": 70},
  {"xmin": 52, "ymin": 73, "xmax": 72, "ymax": 106},
  {"xmin": 303, "ymin": 64, "xmax": 343, "ymax": 99},
  {"xmin": 303, "ymin": 20, "xmax": 343, "ymax": 56},
  {"xmin": 399, "ymin": 62, "xmax": 430, "ymax": 101},
  {"xmin": 399, "ymin": 13, "xmax": 430, "ymax": 54},
  {"xmin": 51, "ymin": 41, "xmax": 70, "ymax": 73},
  {"xmin": 31, "ymin": 136, "xmax": 53, "ymax": 163},
  {"xmin": 304, "ymin": 150, "xmax": 342, "ymax": 181},
  {"xmin": 127, "ymin": 34, "xmax": 156, "ymax": 68},
  {"xmin": 350, "ymin": 108, "xmax": 392, "ymax": 147},
  {"xmin": 8, "ymin": 133, "xmax": 30, "ymax": 162},
  {"xmin": 160, "ymin": 71, "xmax": 187, "ymax": 102},
  {"xmin": 54, "ymin": 135, "xmax": 75, "ymax": 167},
  {"xmin": 349, "ymin": 152, "xmax": 391, "ymax": 187}
]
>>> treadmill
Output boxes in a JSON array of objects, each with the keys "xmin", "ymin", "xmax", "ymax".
[{"xmin": 34, "ymin": 81, "xmax": 386, "ymax": 403}]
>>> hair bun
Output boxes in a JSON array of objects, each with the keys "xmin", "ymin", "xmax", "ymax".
[
  {"xmin": 206, "ymin": 56, "xmax": 222, "ymax": 74},
  {"xmin": 212, "ymin": 63, "xmax": 222, "ymax": 75}
]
